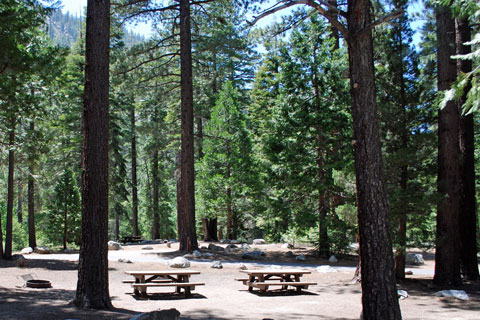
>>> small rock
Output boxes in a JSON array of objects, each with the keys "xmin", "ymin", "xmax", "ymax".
[
  {"xmin": 211, "ymin": 261, "xmax": 223, "ymax": 269},
  {"xmin": 220, "ymin": 239, "xmax": 231, "ymax": 244},
  {"xmin": 316, "ymin": 265, "xmax": 337, "ymax": 273},
  {"xmin": 231, "ymin": 239, "xmax": 241, "ymax": 244},
  {"xmin": 21, "ymin": 247, "xmax": 33, "ymax": 254},
  {"xmin": 166, "ymin": 242, "xmax": 171, "ymax": 248},
  {"xmin": 118, "ymin": 258, "xmax": 133, "ymax": 264},
  {"xmin": 183, "ymin": 254, "xmax": 193, "ymax": 259},
  {"xmin": 15, "ymin": 255, "xmax": 26, "ymax": 268},
  {"xmin": 252, "ymin": 239, "xmax": 266, "ymax": 245},
  {"xmin": 167, "ymin": 257, "xmax": 191, "ymax": 268},
  {"xmin": 329, "ymin": 255, "xmax": 338, "ymax": 263},
  {"xmin": 397, "ymin": 290, "xmax": 408, "ymax": 300},
  {"xmin": 241, "ymin": 243, "xmax": 250, "ymax": 250},
  {"xmin": 63, "ymin": 248, "xmax": 74, "ymax": 253},
  {"xmin": 296, "ymin": 255, "xmax": 306, "ymax": 261},
  {"xmin": 204, "ymin": 252, "xmax": 214, "ymax": 257},
  {"xmin": 405, "ymin": 270, "xmax": 413, "ymax": 275},
  {"xmin": 192, "ymin": 250, "xmax": 202, "ymax": 258},
  {"xmin": 239, "ymin": 263, "xmax": 247, "ymax": 270},
  {"xmin": 34, "ymin": 246, "xmax": 51, "ymax": 254},
  {"xmin": 130, "ymin": 308, "xmax": 181, "ymax": 320},
  {"xmin": 226, "ymin": 244, "xmax": 238, "ymax": 250},
  {"xmin": 285, "ymin": 251, "xmax": 294, "ymax": 258},
  {"xmin": 163, "ymin": 240, "xmax": 169, "ymax": 244},
  {"xmin": 107, "ymin": 241, "xmax": 122, "ymax": 251},
  {"xmin": 281, "ymin": 243, "xmax": 294, "ymax": 249},
  {"xmin": 435, "ymin": 290, "xmax": 470, "ymax": 301},
  {"xmin": 142, "ymin": 246, "xmax": 154, "ymax": 250}
]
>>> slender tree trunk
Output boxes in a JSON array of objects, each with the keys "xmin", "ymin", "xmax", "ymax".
[
  {"xmin": 63, "ymin": 194, "xmax": 68, "ymax": 250},
  {"xmin": 434, "ymin": 4, "xmax": 462, "ymax": 286},
  {"xmin": 175, "ymin": 152, "xmax": 181, "ymax": 239},
  {"xmin": 130, "ymin": 104, "xmax": 139, "ymax": 237},
  {"xmin": 226, "ymin": 141, "xmax": 233, "ymax": 240},
  {"xmin": 152, "ymin": 150, "xmax": 160, "ymax": 240},
  {"xmin": 73, "ymin": 0, "xmax": 112, "ymax": 309},
  {"xmin": 456, "ymin": 16, "xmax": 479, "ymax": 281},
  {"xmin": 4, "ymin": 118, "xmax": 16, "ymax": 259},
  {"xmin": 179, "ymin": 0, "xmax": 198, "ymax": 252},
  {"xmin": 346, "ymin": 0, "xmax": 401, "ymax": 318},
  {"xmin": 28, "ymin": 122, "xmax": 37, "ymax": 249},
  {"xmin": 17, "ymin": 182, "xmax": 23, "ymax": 223}
]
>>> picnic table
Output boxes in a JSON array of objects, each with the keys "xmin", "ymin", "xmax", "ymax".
[
  {"xmin": 124, "ymin": 270, "xmax": 204, "ymax": 298},
  {"xmin": 237, "ymin": 269, "xmax": 316, "ymax": 292}
]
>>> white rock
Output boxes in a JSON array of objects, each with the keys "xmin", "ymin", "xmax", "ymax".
[
  {"xmin": 211, "ymin": 261, "xmax": 223, "ymax": 269},
  {"xmin": 252, "ymin": 239, "xmax": 266, "ymax": 245},
  {"xmin": 238, "ymin": 263, "xmax": 247, "ymax": 270},
  {"xmin": 435, "ymin": 290, "xmax": 470, "ymax": 301},
  {"xmin": 281, "ymin": 243, "xmax": 294, "ymax": 249},
  {"xmin": 316, "ymin": 265, "xmax": 337, "ymax": 273},
  {"xmin": 21, "ymin": 247, "xmax": 33, "ymax": 254},
  {"xmin": 205, "ymin": 252, "xmax": 214, "ymax": 257},
  {"xmin": 107, "ymin": 241, "xmax": 123, "ymax": 251},
  {"xmin": 329, "ymin": 255, "xmax": 338, "ymax": 263},
  {"xmin": 168, "ymin": 257, "xmax": 191, "ymax": 268},
  {"xmin": 397, "ymin": 290, "xmax": 409, "ymax": 300},
  {"xmin": 34, "ymin": 246, "xmax": 51, "ymax": 254}
]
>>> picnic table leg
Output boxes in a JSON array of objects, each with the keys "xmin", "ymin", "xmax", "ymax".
[
  {"xmin": 134, "ymin": 276, "xmax": 148, "ymax": 298},
  {"xmin": 294, "ymin": 275, "xmax": 302, "ymax": 292},
  {"xmin": 248, "ymin": 275, "xmax": 255, "ymax": 292}
]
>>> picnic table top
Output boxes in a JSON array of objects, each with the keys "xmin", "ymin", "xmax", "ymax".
[
  {"xmin": 125, "ymin": 270, "xmax": 201, "ymax": 276},
  {"xmin": 239, "ymin": 269, "xmax": 311, "ymax": 275}
]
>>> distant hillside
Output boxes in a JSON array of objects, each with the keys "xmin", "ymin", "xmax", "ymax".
[{"xmin": 46, "ymin": 10, "xmax": 145, "ymax": 48}]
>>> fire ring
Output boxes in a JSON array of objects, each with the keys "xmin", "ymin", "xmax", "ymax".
[{"xmin": 26, "ymin": 280, "xmax": 51, "ymax": 288}]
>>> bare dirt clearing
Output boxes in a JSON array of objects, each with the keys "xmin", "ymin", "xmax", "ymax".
[{"xmin": 0, "ymin": 242, "xmax": 478, "ymax": 320}]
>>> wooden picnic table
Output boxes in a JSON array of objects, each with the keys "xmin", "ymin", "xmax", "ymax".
[
  {"xmin": 237, "ymin": 269, "xmax": 316, "ymax": 292},
  {"xmin": 124, "ymin": 270, "xmax": 204, "ymax": 298}
]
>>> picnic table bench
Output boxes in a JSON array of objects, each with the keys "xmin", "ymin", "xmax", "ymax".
[
  {"xmin": 237, "ymin": 269, "xmax": 316, "ymax": 292},
  {"xmin": 124, "ymin": 270, "xmax": 204, "ymax": 298},
  {"xmin": 121, "ymin": 236, "xmax": 143, "ymax": 244}
]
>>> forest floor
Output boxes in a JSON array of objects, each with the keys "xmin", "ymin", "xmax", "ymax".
[{"xmin": 0, "ymin": 242, "xmax": 479, "ymax": 320}]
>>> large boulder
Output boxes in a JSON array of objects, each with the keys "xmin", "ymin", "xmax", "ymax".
[
  {"xmin": 21, "ymin": 247, "xmax": 33, "ymax": 254},
  {"xmin": 108, "ymin": 241, "xmax": 123, "ymax": 251},
  {"xmin": 242, "ymin": 251, "xmax": 265, "ymax": 260},
  {"xmin": 208, "ymin": 243, "xmax": 225, "ymax": 252},
  {"xmin": 130, "ymin": 309, "xmax": 181, "ymax": 320},
  {"xmin": 34, "ymin": 246, "xmax": 51, "ymax": 254},
  {"xmin": 167, "ymin": 257, "xmax": 191, "ymax": 268},
  {"xmin": 252, "ymin": 239, "xmax": 266, "ymax": 245},
  {"xmin": 406, "ymin": 253, "xmax": 424, "ymax": 265}
]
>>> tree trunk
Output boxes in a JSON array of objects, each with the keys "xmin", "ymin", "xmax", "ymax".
[
  {"xmin": 175, "ymin": 152, "xmax": 181, "ymax": 239},
  {"xmin": 63, "ymin": 193, "xmax": 68, "ymax": 250},
  {"xmin": 152, "ymin": 150, "xmax": 160, "ymax": 240},
  {"xmin": 73, "ymin": 0, "xmax": 112, "ymax": 309},
  {"xmin": 4, "ymin": 118, "xmax": 16, "ymax": 260},
  {"xmin": 17, "ymin": 182, "xmax": 23, "ymax": 223},
  {"xmin": 130, "ymin": 103, "xmax": 139, "ymax": 237},
  {"xmin": 28, "ymin": 122, "xmax": 37, "ymax": 249},
  {"xmin": 456, "ymin": 16, "xmax": 479, "ymax": 281},
  {"xmin": 434, "ymin": 4, "xmax": 462, "ymax": 286},
  {"xmin": 179, "ymin": 0, "xmax": 198, "ymax": 252},
  {"xmin": 226, "ymin": 141, "xmax": 233, "ymax": 240},
  {"xmin": 346, "ymin": 0, "xmax": 402, "ymax": 318}
]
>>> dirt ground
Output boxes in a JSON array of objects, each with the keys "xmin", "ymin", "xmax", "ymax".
[{"xmin": 0, "ymin": 242, "xmax": 478, "ymax": 320}]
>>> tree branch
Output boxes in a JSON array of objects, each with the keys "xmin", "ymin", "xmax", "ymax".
[{"xmin": 366, "ymin": 9, "xmax": 404, "ymax": 32}]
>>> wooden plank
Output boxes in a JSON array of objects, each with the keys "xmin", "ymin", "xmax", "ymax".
[
  {"xmin": 132, "ymin": 282, "xmax": 205, "ymax": 288},
  {"xmin": 125, "ymin": 270, "xmax": 201, "ymax": 276},
  {"xmin": 122, "ymin": 279, "xmax": 172, "ymax": 284},
  {"xmin": 240, "ymin": 269, "xmax": 311, "ymax": 275}
]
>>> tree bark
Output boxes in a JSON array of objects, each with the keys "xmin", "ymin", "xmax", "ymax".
[
  {"xmin": 456, "ymin": 16, "xmax": 479, "ymax": 281},
  {"xmin": 4, "ymin": 118, "xmax": 16, "ymax": 260},
  {"xmin": 17, "ymin": 182, "xmax": 23, "ymax": 223},
  {"xmin": 28, "ymin": 121, "xmax": 37, "ymax": 250},
  {"xmin": 346, "ymin": 0, "xmax": 402, "ymax": 318},
  {"xmin": 130, "ymin": 103, "xmax": 139, "ymax": 237},
  {"xmin": 179, "ymin": 0, "xmax": 198, "ymax": 252},
  {"xmin": 434, "ymin": 4, "xmax": 462, "ymax": 286},
  {"xmin": 73, "ymin": 0, "xmax": 112, "ymax": 309}
]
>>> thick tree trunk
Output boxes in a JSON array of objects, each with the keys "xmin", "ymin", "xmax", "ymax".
[
  {"xmin": 4, "ymin": 119, "xmax": 16, "ymax": 260},
  {"xmin": 346, "ymin": 0, "xmax": 401, "ymax": 318},
  {"xmin": 456, "ymin": 16, "xmax": 479, "ymax": 281},
  {"xmin": 179, "ymin": 0, "xmax": 198, "ymax": 252},
  {"xmin": 28, "ymin": 123, "xmax": 37, "ymax": 249},
  {"xmin": 152, "ymin": 150, "xmax": 160, "ymax": 240},
  {"xmin": 202, "ymin": 218, "xmax": 218, "ymax": 241},
  {"xmin": 130, "ymin": 104, "xmax": 139, "ymax": 237},
  {"xmin": 73, "ymin": 0, "xmax": 112, "ymax": 309},
  {"xmin": 434, "ymin": 4, "xmax": 462, "ymax": 286}
]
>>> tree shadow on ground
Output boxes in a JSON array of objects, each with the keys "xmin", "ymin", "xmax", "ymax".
[
  {"xmin": 19, "ymin": 258, "xmax": 78, "ymax": 271},
  {"xmin": 0, "ymin": 287, "xmax": 137, "ymax": 320},
  {"xmin": 127, "ymin": 292, "xmax": 207, "ymax": 301},
  {"xmin": 240, "ymin": 288, "xmax": 318, "ymax": 297}
]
